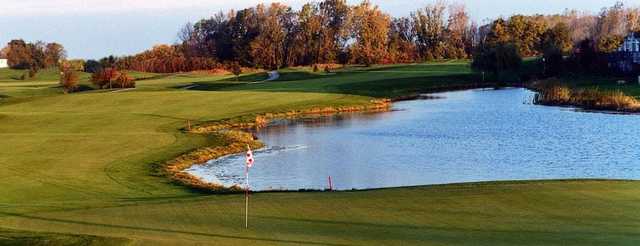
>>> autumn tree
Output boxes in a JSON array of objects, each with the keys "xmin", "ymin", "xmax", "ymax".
[
  {"xmin": 6, "ymin": 40, "xmax": 31, "ymax": 69},
  {"xmin": 318, "ymin": 0, "xmax": 350, "ymax": 63},
  {"xmin": 349, "ymin": 1, "xmax": 390, "ymax": 65},
  {"xmin": 507, "ymin": 15, "xmax": 546, "ymax": 56},
  {"xmin": 250, "ymin": 3, "xmax": 292, "ymax": 69},
  {"xmin": 413, "ymin": 1, "xmax": 446, "ymax": 60},
  {"xmin": 542, "ymin": 22, "xmax": 573, "ymax": 54},
  {"xmin": 91, "ymin": 68, "xmax": 120, "ymax": 89},
  {"xmin": 291, "ymin": 3, "xmax": 323, "ymax": 65},
  {"xmin": 388, "ymin": 17, "xmax": 417, "ymax": 63},
  {"xmin": 445, "ymin": 3, "xmax": 471, "ymax": 59},
  {"xmin": 485, "ymin": 18, "xmax": 511, "ymax": 46},
  {"xmin": 44, "ymin": 43, "xmax": 66, "ymax": 68},
  {"xmin": 595, "ymin": 2, "xmax": 628, "ymax": 52},
  {"xmin": 114, "ymin": 71, "xmax": 135, "ymax": 88},
  {"xmin": 59, "ymin": 68, "xmax": 79, "ymax": 93}
]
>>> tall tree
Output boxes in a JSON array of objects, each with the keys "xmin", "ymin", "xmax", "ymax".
[
  {"xmin": 318, "ymin": 0, "xmax": 350, "ymax": 63},
  {"xmin": 542, "ymin": 22, "xmax": 573, "ymax": 54},
  {"xmin": 485, "ymin": 18, "xmax": 511, "ymax": 46},
  {"xmin": 413, "ymin": 1, "xmax": 446, "ymax": 60},
  {"xmin": 388, "ymin": 17, "xmax": 417, "ymax": 63},
  {"xmin": 349, "ymin": 1, "xmax": 390, "ymax": 65},
  {"xmin": 250, "ymin": 3, "xmax": 291, "ymax": 69},
  {"xmin": 507, "ymin": 15, "xmax": 547, "ymax": 56},
  {"xmin": 44, "ymin": 42, "xmax": 66, "ymax": 67},
  {"xmin": 292, "ymin": 3, "xmax": 323, "ymax": 65},
  {"xmin": 446, "ymin": 3, "xmax": 471, "ymax": 59},
  {"xmin": 6, "ymin": 40, "xmax": 31, "ymax": 69}
]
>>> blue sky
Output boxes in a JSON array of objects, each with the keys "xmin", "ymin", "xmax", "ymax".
[{"xmin": 1, "ymin": 0, "xmax": 637, "ymax": 59}]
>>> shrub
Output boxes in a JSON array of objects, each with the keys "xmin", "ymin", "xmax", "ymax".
[
  {"xmin": 114, "ymin": 71, "xmax": 135, "ymax": 88},
  {"xmin": 91, "ymin": 68, "xmax": 120, "ymax": 89},
  {"xmin": 230, "ymin": 62, "xmax": 242, "ymax": 81},
  {"xmin": 59, "ymin": 69, "xmax": 79, "ymax": 93},
  {"xmin": 28, "ymin": 68, "xmax": 38, "ymax": 78}
]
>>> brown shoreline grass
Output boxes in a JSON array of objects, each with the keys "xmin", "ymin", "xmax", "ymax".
[
  {"xmin": 165, "ymin": 99, "xmax": 392, "ymax": 192},
  {"xmin": 532, "ymin": 79, "xmax": 640, "ymax": 112}
]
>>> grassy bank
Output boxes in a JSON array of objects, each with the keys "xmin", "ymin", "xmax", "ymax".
[{"xmin": 1, "ymin": 62, "xmax": 639, "ymax": 245}]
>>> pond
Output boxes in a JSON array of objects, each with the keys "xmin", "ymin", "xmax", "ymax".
[{"xmin": 186, "ymin": 88, "xmax": 640, "ymax": 191}]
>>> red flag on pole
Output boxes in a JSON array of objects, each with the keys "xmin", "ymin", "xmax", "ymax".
[{"xmin": 246, "ymin": 146, "xmax": 254, "ymax": 168}]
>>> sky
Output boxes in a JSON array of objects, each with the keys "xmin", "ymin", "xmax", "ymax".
[{"xmin": 1, "ymin": 0, "xmax": 638, "ymax": 59}]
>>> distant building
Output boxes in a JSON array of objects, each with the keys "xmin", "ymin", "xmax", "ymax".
[
  {"xmin": 609, "ymin": 32, "xmax": 640, "ymax": 73},
  {"xmin": 0, "ymin": 59, "xmax": 7, "ymax": 68}
]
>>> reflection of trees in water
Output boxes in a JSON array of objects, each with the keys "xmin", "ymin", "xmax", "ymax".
[{"xmin": 254, "ymin": 111, "xmax": 393, "ymax": 136}]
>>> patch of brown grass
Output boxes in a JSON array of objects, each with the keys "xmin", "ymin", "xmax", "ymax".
[{"xmin": 532, "ymin": 79, "xmax": 640, "ymax": 111}]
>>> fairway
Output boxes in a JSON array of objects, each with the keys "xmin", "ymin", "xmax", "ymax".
[{"xmin": 1, "ymin": 62, "xmax": 639, "ymax": 245}]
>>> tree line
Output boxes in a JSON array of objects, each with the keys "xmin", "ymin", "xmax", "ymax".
[
  {"xmin": 3, "ymin": 1, "xmax": 639, "ymax": 75},
  {"xmin": 474, "ymin": 2, "xmax": 640, "ymax": 78},
  {"xmin": 105, "ymin": 1, "xmax": 640, "ymax": 73},
  {"xmin": 1, "ymin": 39, "xmax": 66, "ymax": 77}
]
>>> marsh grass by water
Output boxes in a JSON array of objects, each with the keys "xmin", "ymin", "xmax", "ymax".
[{"xmin": 532, "ymin": 79, "xmax": 640, "ymax": 112}]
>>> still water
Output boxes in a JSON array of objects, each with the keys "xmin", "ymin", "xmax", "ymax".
[{"xmin": 186, "ymin": 88, "xmax": 640, "ymax": 191}]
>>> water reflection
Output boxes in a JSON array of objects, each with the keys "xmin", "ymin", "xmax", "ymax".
[{"xmin": 187, "ymin": 88, "xmax": 640, "ymax": 191}]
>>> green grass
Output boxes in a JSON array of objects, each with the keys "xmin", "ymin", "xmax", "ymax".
[{"xmin": 1, "ymin": 62, "xmax": 639, "ymax": 245}]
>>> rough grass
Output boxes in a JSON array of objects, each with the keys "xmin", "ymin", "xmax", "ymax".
[{"xmin": 1, "ymin": 62, "xmax": 639, "ymax": 245}]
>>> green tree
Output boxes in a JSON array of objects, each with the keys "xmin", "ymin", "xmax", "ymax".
[
  {"xmin": 472, "ymin": 42, "xmax": 522, "ymax": 78},
  {"xmin": 542, "ymin": 23, "xmax": 573, "ymax": 55}
]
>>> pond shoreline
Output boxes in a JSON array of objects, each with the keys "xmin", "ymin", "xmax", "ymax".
[
  {"xmin": 165, "ymin": 82, "xmax": 634, "ymax": 193},
  {"xmin": 163, "ymin": 83, "xmax": 510, "ymax": 193},
  {"xmin": 164, "ymin": 99, "xmax": 394, "ymax": 193}
]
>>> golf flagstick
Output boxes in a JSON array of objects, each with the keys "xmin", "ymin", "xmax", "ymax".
[
  {"xmin": 245, "ymin": 163, "xmax": 249, "ymax": 228},
  {"xmin": 245, "ymin": 145, "xmax": 254, "ymax": 229}
]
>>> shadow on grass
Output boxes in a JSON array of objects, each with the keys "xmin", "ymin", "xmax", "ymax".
[
  {"xmin": 183, "ymin": 67, "xmax": 489, "ymax": 98},
  {"xmin": 0, "ymin": 228, "xmax": 129, "ymax": 246},
  {"xmin": 219, "ymin": 72, "xmax": 269, "ymax": 82},
  {"xmin": 0, "ymin": 212, "xmax": 352, "ymax": 246}
]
